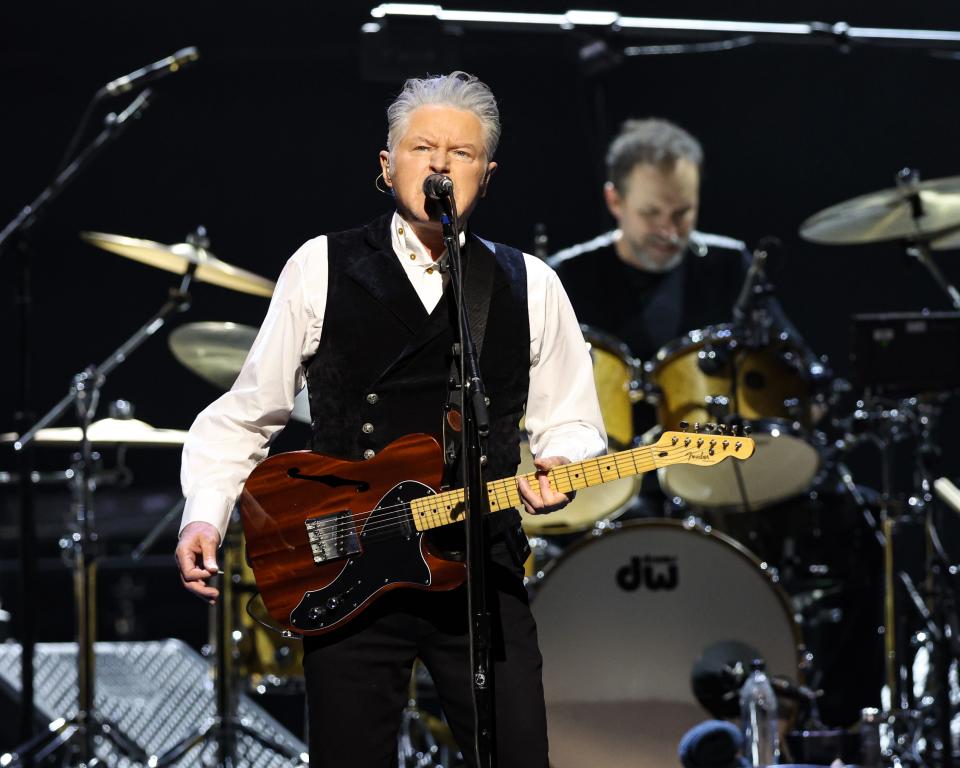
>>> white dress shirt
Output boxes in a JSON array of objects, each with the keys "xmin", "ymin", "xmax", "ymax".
[{"xmin": 180, "ymin": 212, "xmax": 607, "ymax": 540}]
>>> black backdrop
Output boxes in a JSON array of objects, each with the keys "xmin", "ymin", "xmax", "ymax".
[{"xmin": 2, "ymin": 0, "xmax": 960, "ymax": 734}]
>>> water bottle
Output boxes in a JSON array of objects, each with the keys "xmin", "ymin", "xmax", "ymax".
[
  {"xmin": 740, "ymin": 659, "xmax": 780, "ymax": 767},
  {"xmin": 859, "ymin": 707, "xmax": 882, "ymax": 768}
]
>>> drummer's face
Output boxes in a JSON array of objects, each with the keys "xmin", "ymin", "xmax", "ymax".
[{"xmin": 605, "ymin": 158, "xmax": 700, "ymax": 270}]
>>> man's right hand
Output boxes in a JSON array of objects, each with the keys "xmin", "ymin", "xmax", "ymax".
[{"xmin": 175, "ymin": 521, "xmax": 222, "ymax": 604}]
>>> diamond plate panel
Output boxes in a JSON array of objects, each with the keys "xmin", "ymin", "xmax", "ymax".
[{"xmin": 0, "ymin": 640, "xmax": 307, "ymax": 767}]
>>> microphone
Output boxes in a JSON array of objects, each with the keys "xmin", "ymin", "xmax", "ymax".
[
  {"xmin": 100, "ymin": 46, "xmax": 200, "ymax": 97},
  {"xmin": 423, "ymin": 173, "xmax": 454, "ymax": 200},
  {"xmin": 733, "ymin": 244, "xmax": 768, "ymax": 320}
]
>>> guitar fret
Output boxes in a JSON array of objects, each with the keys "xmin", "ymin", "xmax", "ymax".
[{"xmin": 414, "ymin": 436, "xmax": 748, "ymax": 532}]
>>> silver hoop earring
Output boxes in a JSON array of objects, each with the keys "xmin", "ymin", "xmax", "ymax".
[{"xmin": 375, "ymin": 171, "xmax": 392, "ymax": 196}]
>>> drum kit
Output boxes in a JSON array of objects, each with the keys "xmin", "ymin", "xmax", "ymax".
[{"xmin": 529, "ymin": 170, "xmax": 960, "ymax": 768}]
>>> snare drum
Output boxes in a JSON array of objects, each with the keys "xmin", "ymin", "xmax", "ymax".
[
  {"xmin": 646, "ymin": 324, "xmax": 820, "ymax": 510},
  {"xmin": 520, "ymin": 326, "xmax": 641, "ymax": 535},
  {"xmin": 533, "ymin": 519, "xmax": 802, "ymax": 768}
]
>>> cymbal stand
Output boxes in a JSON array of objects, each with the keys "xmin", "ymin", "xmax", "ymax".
[
  {"xmin": 148, "ymin": 521, "xmax": 308, "ymax": 767},
  {"xmin": 6, "ymin": 274, "xmax": 194, "ymax": 767},
  {"xmin": 397, "ymin": 661, "xmax": 458, "ymax": 768},
  {"xmin": 897, "ymin": 167, "xmax": 960, "ymax": 311},
  {"xmin": 849, "ymin": 395, "xmax": 950, "ymax": 766},
  {"xmin": 929, "ymin": 483, "xmax": 960, "ymax": 764}
]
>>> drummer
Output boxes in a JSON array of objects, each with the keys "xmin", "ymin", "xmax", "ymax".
[{"xmin": 549, "ymin": 118, "xmax": 816, "ymax": 509}]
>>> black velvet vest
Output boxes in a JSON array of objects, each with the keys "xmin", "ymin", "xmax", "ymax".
[{"xmin": 304, "ymin": 214, "xmax": 530, "ymax": 506}]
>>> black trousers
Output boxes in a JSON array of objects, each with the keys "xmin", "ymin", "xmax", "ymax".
[{"xmin": 301, "ymin": 551, "xmax": 548, "ymax": 768}]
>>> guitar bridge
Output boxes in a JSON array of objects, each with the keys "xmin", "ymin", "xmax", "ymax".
[{"xmin": 305, "ymin": 511, "xmax": 360, "ymax": 565}]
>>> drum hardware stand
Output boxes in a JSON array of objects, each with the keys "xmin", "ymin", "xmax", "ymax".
[
  {"xmin": 726, "ymin": 239, "xmax": 780, "ymax": 516},
  {"xmin": 897, "ymin": 167, "xmax": 960, "ymax": 311},
  {"xmin": 148, "ymin": 520, "xmax": 309, "ymax": 768},
  {"xmin": 398, "ymin": 661, "xmax": 459, "ymax": 768},
  {"xmin": 130, "ymin": 497, "xmax": 186, "ymax": 562},
  {"xmin": 929, "ymin": 482, "xmax": 960, "ymax": 763},
  {"xmin": 848, "ymin": 394, "xmax": 958, "ymax": 767},
  {"xmin": 6, "ymin": 262, "xmax": 197, "ymax": 767}
]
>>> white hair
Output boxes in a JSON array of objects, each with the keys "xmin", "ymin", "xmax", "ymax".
[{"xmin": 386, "ymin": 71, "xmax": 501, "ymax": 160}]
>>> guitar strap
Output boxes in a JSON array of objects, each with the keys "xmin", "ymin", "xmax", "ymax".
[{"xmin": 442, "ymin": 238, "xmax": 495, "ymax": 475}]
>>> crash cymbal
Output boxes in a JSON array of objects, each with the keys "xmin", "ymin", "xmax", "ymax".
[
  {"xmin": 81, "ymin": 232, "xmax": 275, "ymax": 297},
  {"xmin": 169, "ymin": 321, "xmax": 258, "ymax": 390},
  {"xmin": 1, "ymin": 418, "xmax": 188, "ymax": 447},
  {"xmin": 169, "ymin": 321, "xmax": 311, "ymax": 424},
  {"xmin": 799, "ymin": 175, "xmax": 960, "ymax": 245}
]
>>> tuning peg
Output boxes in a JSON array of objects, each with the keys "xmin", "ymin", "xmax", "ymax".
[
  {"xmin": 704, "ymin": 423, "xmax": 716, "ymax": 433},
  {"xmin": 718, "ymin": 424, "xmax": 728, "ymax": 435},
  {"xmin": 679, "ymin": 420, "xmax": 689, "ymax": 433},
  {"xmin": 693, "ymin": 422, "xmax": 701, "ymax": 433},
  {"xmin": 730, "ymin": 424, "xmax": 740, "ymax": 436},
  {"xmin": 742, "ymin": 425, "xmax": 752, "ymax": 437}
]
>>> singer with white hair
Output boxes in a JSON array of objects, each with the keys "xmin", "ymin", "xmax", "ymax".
[{"xmin": 174, "ymin": 70, "xmax": 606, "ymax": 767}]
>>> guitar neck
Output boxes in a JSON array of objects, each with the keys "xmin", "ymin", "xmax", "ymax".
[{"xmin": 410, "ymin": 442, "xmax": 662, "ymax": 532}]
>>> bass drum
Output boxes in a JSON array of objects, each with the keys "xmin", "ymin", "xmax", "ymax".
[
  {"xmin": 533, "ymin": 519, "xmax": 802, "ymax": 768},
  {"xmin": 647, "ymin": 324, "xmax": 820, "ymax": 510},
  {"xmin": 520, "ymin": 326, "xmax": 642, "ymax": 535}
]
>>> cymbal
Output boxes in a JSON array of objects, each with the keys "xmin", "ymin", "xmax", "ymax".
[
  {"xmin": 1, "ymin": 418, "xmax": 188, "ymax": 447},
  {"xmin": 169, "ymin": 321, "xmax": 257, "ymax": 390},
  {"xmin": 169, "ymin": 321, "xmax": 311, "ymax": 424},
  {"xmin": 799, "ymin": 175, "xmax": 960, "ymax": 245},
  {"xmin": 81, "ymin": 232, "xmax": 275, "ymax": 297},
  {"xmin": 931, "ymin": 227, "xmax": 960, "ymax": 251}
]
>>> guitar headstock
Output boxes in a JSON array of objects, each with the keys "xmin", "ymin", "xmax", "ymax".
[{"xmin": 654, "ymin": 425, "xmax": 756, "ymax": 466}]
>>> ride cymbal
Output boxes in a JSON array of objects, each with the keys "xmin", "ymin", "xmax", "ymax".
[
  {"xmin": 81, "ymin": 232, "xmax": 275, "ymax": 297},
  {"xmin": 799, "ymin": 175, "xmax": 960, "ymax": 245}
]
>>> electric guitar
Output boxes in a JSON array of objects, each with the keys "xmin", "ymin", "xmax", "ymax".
[{"xmin": 239, "ymin": 429, "xmax": 755, "ymax": 636}]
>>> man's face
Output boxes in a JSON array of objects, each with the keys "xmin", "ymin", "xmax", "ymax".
[
  {"xmin": 379, "ymin": 104, "xmax": 496, "ymax": 227},
  {"xmin": 604, "ymin": 158, "xmax": 700, "ymax": 271}
]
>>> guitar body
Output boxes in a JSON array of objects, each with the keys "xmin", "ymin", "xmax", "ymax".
[{"xmin": 240, "ymin": 433, "xmax": 465, "ymax": 636}]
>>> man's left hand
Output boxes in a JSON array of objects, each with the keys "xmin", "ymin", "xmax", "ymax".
[{"xmin": 517, "ymin": 456, "xmax": 575, "ymax": 515}]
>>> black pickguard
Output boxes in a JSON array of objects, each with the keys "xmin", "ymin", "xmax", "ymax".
[{"xmin": 289, "ymin": 480, "xmax": 433, "ymax": 633}]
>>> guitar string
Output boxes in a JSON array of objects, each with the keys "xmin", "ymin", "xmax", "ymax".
[
  {"xmin": 304, "ymin": 445, "xmax": 662, "ymax": 547},
  {"xmin": 309, "ymin": 451, "xmax": 663, "ymax": 549},
  {"xmin": 305, "ymin": 440, "xmax": 737, "ymax": 547},
  {"xmin": 302, "ymin": 440, "xmax": 738, "ymax": 548}
]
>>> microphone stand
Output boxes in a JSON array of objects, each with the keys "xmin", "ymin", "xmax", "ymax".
[
  {"xmin": 726, "ymin": 244, "xmax": 776, "ymax": 514},
  {"xmin": 437, "ymin": 196, "xmax": 497, "ymax": 768},
  {"xmin": 0, "ymin": 87, "xmax": 153, "ymax": 754}
]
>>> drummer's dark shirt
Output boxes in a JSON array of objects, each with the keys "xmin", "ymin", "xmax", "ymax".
[{"xmin": 550, "ymin": 236, "xmax": 749, "ymax": 363}]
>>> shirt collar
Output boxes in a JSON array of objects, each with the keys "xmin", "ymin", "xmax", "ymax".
[{"xmin": 391, "ymin": 211, "xmax": 466, "ymax": 270}]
